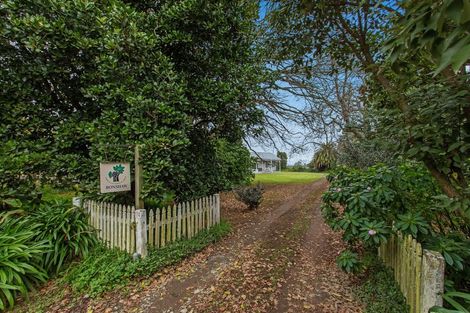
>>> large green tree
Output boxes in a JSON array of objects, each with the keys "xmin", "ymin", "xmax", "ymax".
[
  {"xmin": 265, "ymin": 0, "xmax": 470, "ymax": 220},
  {"xmin": 0, "ymin": 0, "xmax": 264, "ymax": 202}
]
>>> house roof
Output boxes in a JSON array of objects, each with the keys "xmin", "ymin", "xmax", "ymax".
[{"xmin": 250, "ymin": 151, "xmax": 281, "ymax": 161}]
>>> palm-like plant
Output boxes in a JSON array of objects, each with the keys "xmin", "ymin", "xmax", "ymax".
[
  {"xmin": 311, "ymin": 143, "xmax": 337, "ymax": 171},
  {"xmin": 0, "ymin": 214, "xmax": 49, "ymax": 310},
  {"xmin": 32, "ymin": 200, "xmax": 98, "ymax": 273}
]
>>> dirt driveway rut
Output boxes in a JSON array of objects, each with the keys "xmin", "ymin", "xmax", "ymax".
[
  {"xmin": 116, "ymin": 179, "xmax": 363, "ymax": 313},
  {"xmin": 52, "ymin": 179, "xmax": 363, "ymax": 313}
]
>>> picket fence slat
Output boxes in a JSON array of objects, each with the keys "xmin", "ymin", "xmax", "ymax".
[
  {"xmin": 103, "ymin": 203, "xmax": 108, "ymax": 247},
  {"xmin": 172, "ymin": 205, "xmax": 176, "ymax": 242},
  {"xmin": 156, "ymin": 208, "xmax": 161, "ymax": 248},
  {"xmin": 188, "ymin": 200, "xmax": 193, "ymax": 239},
  {"xmin": 165, "ymin": 205, "xmax": 170, "ymax": 245},
  {"xmin": 200, "ymin": 198, "xmax": 204, "ymax": 230},
  {"xmin": 126, "ymin": 206, "xmax": 131, "ymax": 252},
  {"xmin": 149, "ymin": 209, "xmax": 154, "ymax": 247},
  {"xmin": 177, "ymin": 204, "xmax": 182, "ymax": 240}
]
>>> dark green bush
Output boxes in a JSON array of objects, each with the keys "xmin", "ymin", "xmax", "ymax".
[
  {"xmin": 323, "ymin": 162, "xmax": 470, "ymax": 295},
  {"xmin": 234, "ymin": 184, "xmax": 264, "ymax": 209},
  {"xmin": 430, "ymin": 291, "xmax": 470, "ymax": 312},
  {"xmin": 0, "ymin": 213, "xmax": 49, "ymax": 310},
  {"xmin": 322, "ymin": 163, "xmax": 440, "ymax": 247},
  {"xmin": 336, "ymin": 249, "xmax": 362, "ymax": 273},
  {"xmin": 0, "ymin": 0, "xmax": 263, "ymax": 206},
  {"xmin": 30, "ymin": 200, "xmax": 98, "ymax": 274},
  {"xmin": 0, "ymin": 199, "xmax": 98, "ymax": 310},
  {"xmin": 426, "ymin": 234, "xmax": 470, "ymax": 273}
]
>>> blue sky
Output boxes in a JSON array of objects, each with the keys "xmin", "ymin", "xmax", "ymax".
[{"xmin": 248, "ymin": 1, "xmax": 315, "ymax": 166}]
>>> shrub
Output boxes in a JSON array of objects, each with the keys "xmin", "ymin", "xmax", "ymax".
[
  {"xmin": 426, "ymin": 235, "xmax": 470, "ymax": 272},
  {"xmin": 234, "ymin": 184, "xmax": 264, "ymax": 209},
  {"xmin": 0, "ymin": 213, "xmax": 49, "ymax": 310},
  {"xmin": 395, "ymin": 211, "xmax": 430, "ymax": 237},
  {"xmin": 324, "ymin": 162, "xmax": 470, "ymax": 295},
  {"xmin": 336, "ymin": 249, "xmax": 362, "ymax": 273},
  {"xmin": 322, "ymin": 163, "xmax": 439, "ymax": 247},
  {"xmin": 31, "ymin": 200, "xmax": 98, "ymax": 273}
]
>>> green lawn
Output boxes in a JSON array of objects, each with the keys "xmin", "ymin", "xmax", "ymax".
[
  {"xmin": 41, "ymin": 185, "xmax": 75, "ymax": 202},
  {"xmin": 253, "ymin": 172, "xmax": 326, "ymax": 185}
]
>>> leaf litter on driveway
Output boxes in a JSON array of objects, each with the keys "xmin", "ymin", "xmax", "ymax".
[{"xmin": 17, "ymin": 180, "xmax": 363, "ymax": 313}]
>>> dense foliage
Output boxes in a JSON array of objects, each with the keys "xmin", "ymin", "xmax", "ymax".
[
  {"xmin": 322, "ymin": 163, "xmax": 470, "ymax": 296},
  {"xmin": 0, "ymin": 0, "xmax": 263, "ymax": 204},
  {"xmin": 336, "ymin": 249, "xmax": 362, "ymax": 274},
  {"xmin": 0, "ymin": 215, "xmax": 48, "ymax": 310},
  {"xmin": 385, "ymin": 0, "xmax": 470, "ymax": 75},
  {"xmin": 431, "ymin": 292, "xmax": 470, "ymax": 313},
  {"xmin": 31, "ymin": 201, "xmax": 98, "ymax": 273},
  {"xmin": 0, "ymin": 201, "xmax": 96, "ymax": 309}
]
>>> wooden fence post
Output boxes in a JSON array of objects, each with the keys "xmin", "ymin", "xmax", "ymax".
[
  {"xmin": 135, "ymin": 209, "xmax": 148, "ymax": 258},
  {"xmin": 215, "ymin": 193, "xmax": 220, "ymax": 224},
  {"xmin": 420, "ymin": 250, "xmax": 445, "ymax": 313}
]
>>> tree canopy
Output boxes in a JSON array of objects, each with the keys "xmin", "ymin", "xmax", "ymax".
[
  {"xmin": 264, "ymin": 0, "xmax": 470, "ymax": 218},
  {"xmin": 0, "ymin": 0, "xmax": 263, "ymax": 202}
]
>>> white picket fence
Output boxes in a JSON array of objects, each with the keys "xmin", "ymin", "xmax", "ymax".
[
  {"xmin": 82, "ymin": 194, "xmax": 220, "ymax": 255},
  {"xmin": 148, "ymin": 194, "xmax": 220, "ymax": 248},
  {"xmin": 84, "ymin": 200, "xmax": 136, "ymax": 253}
]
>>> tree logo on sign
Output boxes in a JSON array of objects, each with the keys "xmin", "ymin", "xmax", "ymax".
[{"xmin": 107, "ymin": 164, "xmax": 125, "ymax": 183}]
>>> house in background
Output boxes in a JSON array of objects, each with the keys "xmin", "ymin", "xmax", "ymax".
[{"xmin": 250, "ymin": 151, "xmax": 281, "ymax": 173}]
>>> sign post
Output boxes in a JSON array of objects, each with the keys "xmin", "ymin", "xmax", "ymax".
[
  {"xmin": 133, "ymin": 145, "xmax": 147, "ymax": 257},
  {"xmin": 134, "ymin": 145, "xmax": 144, "ymax": 210},
  {"xmin": 98, "ymin": 145, "xmax": 147, "ymax": 258}
]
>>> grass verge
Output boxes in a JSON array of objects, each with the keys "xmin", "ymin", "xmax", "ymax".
[
  {"xmin": 253, "ymin": 172, "xmax": 325, "ymax": 185},
  {"xmin": 64, "ymin": 220, "xmax": 231, "ymax": 296},
  {"xmin": 355, "ymin": 256, "xmax": 409, "ymax": 313},
  {"xmin": 40, "ymin": 185, "xmax": 75, "ymax": 202}
]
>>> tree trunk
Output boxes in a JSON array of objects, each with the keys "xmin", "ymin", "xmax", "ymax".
[{"xmin": 423, "ymin": 159, "xmax": 459, "ymax": 198}]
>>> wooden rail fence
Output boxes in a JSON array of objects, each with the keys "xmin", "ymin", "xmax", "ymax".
[
  {"xmin": 81, "ymin": 194, "xmax": 221, "ymax": 255},
  {"xmin": 378, "ymin": 233, "xmax": 445, "ymax": 313}
]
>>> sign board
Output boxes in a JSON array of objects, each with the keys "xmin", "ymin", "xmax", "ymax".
[{"xmin": 100, "ymin": 162, "xmax": 131, "ymax": 193}]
